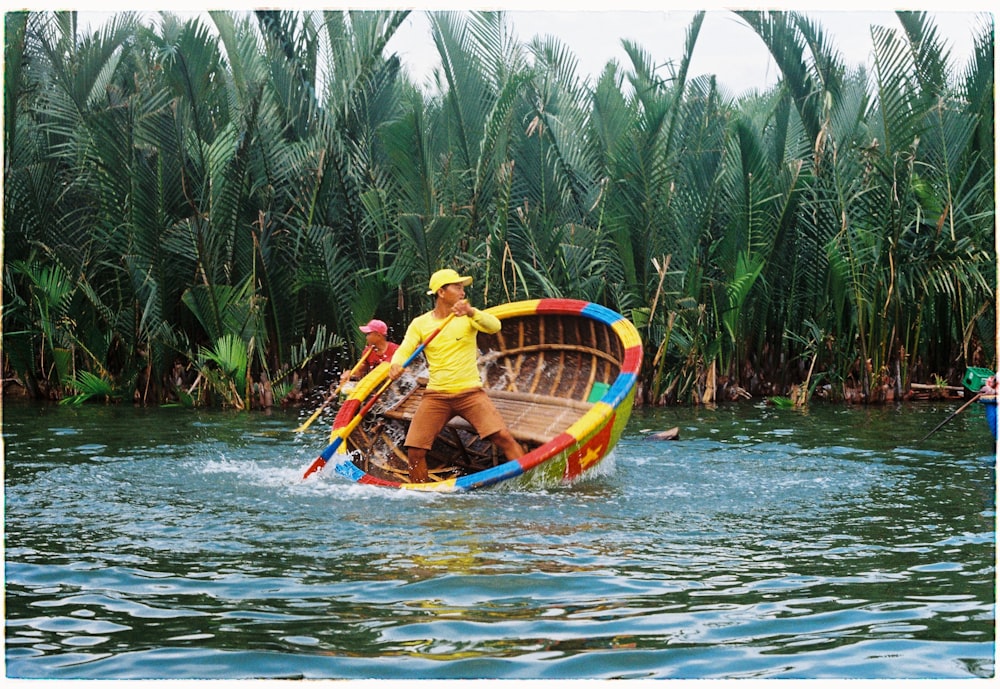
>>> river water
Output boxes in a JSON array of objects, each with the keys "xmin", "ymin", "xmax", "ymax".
[{"xmin": 3, "ymin": 399, "xmax": 995, "ymax": 680}]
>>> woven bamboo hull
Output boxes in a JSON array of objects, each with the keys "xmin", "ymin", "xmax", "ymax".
[{"xmin": 327, "ymin": 299, "xmax": 642, "ymax": 492}]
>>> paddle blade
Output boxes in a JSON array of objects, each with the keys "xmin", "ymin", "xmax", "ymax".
[
  {"xmin": 302, "ymin": 433, "xmax": 348, "ymax": 479},
  {"xmin": 294, "ymin": 405, "xmax": 326, "ymax": 433},
  {"xmin": 302, "ymin": 457, "xmax": 326, "ymax": 479}
]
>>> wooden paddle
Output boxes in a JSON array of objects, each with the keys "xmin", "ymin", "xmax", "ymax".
[
  {"xmin": 302, "ymin": 312, "xmax": 456, "ymax": 479},
  {"xmin": 918, "ymin": 391, "xmax": 983, "ymax": 443},
  {"xmin": 293, "ymin": 346, "xmax": 373, "ymax": 433}
]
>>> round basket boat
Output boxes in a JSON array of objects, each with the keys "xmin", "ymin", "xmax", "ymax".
[{"xmin": 322, "ymin": 298, "xmax": 642, "ymax": 492}]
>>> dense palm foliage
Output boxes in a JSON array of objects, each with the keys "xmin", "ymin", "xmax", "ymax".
[{"xmin": 3, "ymin": 9, "xmax": 994, "ymax": 407}]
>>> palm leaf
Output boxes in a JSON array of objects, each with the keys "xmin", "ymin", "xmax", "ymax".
[
  {"xmin": 737, "ymin": 11, "xmax": 824, "ymax": 146},
  {"xmin": 181, "ymin": 278, "xmax": 264, "ymax": 345},
  {"xmin": 60, "ymin": 370, "xmax": 117, "ymax": 405}
]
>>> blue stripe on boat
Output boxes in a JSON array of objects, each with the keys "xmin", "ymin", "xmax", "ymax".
[
  {"xmin": 334, "ymin": 460, "xmax": 366, "ymax": 482},
  {"xmin": 454, "ymin": 461, "xmax": 526, "ymax": 491},
  {"xmin": 605, "ymin": 373, "xmax": 637, "ymax": 406},
  {"xmin": 581, "ymin": 302, "xmax": 623, "ymax": 326}
]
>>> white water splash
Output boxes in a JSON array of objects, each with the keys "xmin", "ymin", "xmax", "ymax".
[{"xmin": 198, "ymin": 456, "xmax": 437, "ymax": 501}]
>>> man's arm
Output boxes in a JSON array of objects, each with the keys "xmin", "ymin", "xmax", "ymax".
[
  {"xmin": 453, "ymin": 300, "xmax": 500, "ymax": 334},
  {"xmin": 388, "ymin": 321, "xmax": 422, "ymax": 380}
]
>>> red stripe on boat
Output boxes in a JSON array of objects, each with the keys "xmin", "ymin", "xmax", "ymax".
[
  {"xmin": 535, "ymin": 298, "xmax": 587, "ymax": 315},
  {"xmin": 333, "ymin": 399, "xmax": 361, "ymax": 427},
  {"xmin": 517, "ymin": 432, "xmax": 577, "ymax": 472},
  {"xmin": 359, "ymin": 474, "xmax": 400, "ymax": 487},
  {"xmin": 622, "ymin": 345, "xmax": 643, "ymax": 374},
  {"xmin": 565, "ymin": 416, "xmax": 615, "ymax": 479}
]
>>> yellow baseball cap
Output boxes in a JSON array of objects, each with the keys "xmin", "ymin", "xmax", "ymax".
[{"xmin": 427, "ymin": 268, "xmax": 473, "ymax": 295}]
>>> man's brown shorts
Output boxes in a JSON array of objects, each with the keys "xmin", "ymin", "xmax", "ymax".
[{"xmin": 404, "ymin": 388, "xmax": 506, "ymax": 450}]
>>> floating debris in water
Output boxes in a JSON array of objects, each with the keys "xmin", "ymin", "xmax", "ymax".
[{"xmin": 640, "ymin": 427, "xmax": 679, "ymax": 441}]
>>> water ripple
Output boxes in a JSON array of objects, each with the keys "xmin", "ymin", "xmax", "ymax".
[{"xmin": 4, "ymin": 402, "xmax": 994, "ymax": 679}]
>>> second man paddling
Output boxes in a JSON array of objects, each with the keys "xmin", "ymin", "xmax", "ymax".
[{"xmin": 340, "ymin": 319, "xmax": 399, "ymax": 386}]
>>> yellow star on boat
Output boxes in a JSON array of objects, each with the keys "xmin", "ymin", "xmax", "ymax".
[{"xmin": 579, "ymin": 442, "xmax": 605, "ymax": 470}]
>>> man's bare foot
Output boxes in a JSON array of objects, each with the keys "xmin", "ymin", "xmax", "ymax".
[{"xmin": 408, "ymin": 457, "xmax": 429, "ymax": 483}]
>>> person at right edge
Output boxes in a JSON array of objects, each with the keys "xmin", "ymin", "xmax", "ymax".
[{"xmin": 388, "ymin": 269, "xmax": 525, "ymax": 483}]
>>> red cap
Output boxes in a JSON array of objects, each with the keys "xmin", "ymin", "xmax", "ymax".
[{"xmin": 359, "ymin": 319, "xmax": 388, "ymax": 335}]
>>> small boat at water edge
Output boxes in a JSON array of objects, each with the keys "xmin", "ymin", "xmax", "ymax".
[
  {"xmin": 980, "ymin": 396, "xmax": 997, "ymax": 441},
  {"xmin": 318, "ymin": 298, "xmax": 642, "ymax": 492},
  {"xmin": 963, "ymin": 367, "xmax": 997, "ymax": 441}
]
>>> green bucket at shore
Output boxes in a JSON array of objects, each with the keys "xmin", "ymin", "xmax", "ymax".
[{"xmin": 962, "ymin": 367, "xmax": 994, "ymax": 392}]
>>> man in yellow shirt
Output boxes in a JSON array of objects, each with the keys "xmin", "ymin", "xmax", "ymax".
[{"xmin": 389, "ymin": 269, "xmax": 524, "ymax": 482}]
